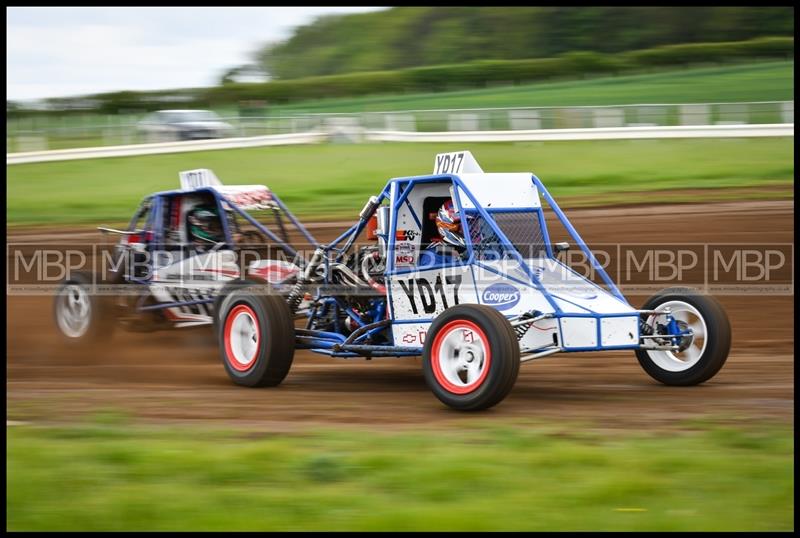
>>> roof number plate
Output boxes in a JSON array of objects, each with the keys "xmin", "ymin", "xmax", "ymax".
[
  {"xmin": 179, "ymin": 169, "xmax": 222, "ymax": 190},
  {"xmin": 433, "ymin": 151, "xmax": 484, "ymax": 175}
]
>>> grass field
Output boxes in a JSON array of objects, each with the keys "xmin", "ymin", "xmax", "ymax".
[
  {"xmin": 6, "ymin": 138, "xmax": 794, "ymax": 226},
  {"xmin": 6, "ymin": 419, "xmax": 793, "ymax": 531},
  {"xmin": 5, "ymin": 61, "xmax": 794, "ymax": 152},
  {"xmin": 267, "ymin": 61, "xmax": 795, "ymax": 114}
]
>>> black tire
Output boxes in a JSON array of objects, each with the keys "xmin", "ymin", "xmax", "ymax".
[
  {"xmin": 635, "ymin": 287, "xmax": 731, "ymax": 386},
  {"xmin": 52, "ymin": 271, "xmax": 115, "ymax": 347},
  {"xmin": 218, "ymin": 286, "xmax": 295, "ymax": 387},
  {"xmin": 422, "ymin": 304, "xmax": 520, "ymax": 411}
]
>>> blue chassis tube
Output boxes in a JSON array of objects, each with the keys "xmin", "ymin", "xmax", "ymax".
[
  {"xmin": 128, "ymin": 178, "xmax": 638, "ymax": 356},
  {"xmin": 299, "ymin": 173, "xmax": 636, "ymax": 357}
]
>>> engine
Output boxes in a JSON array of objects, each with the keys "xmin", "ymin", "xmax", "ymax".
[{"xmin": 286, "ymin": 196, "xmax": 390, "ymax": 340}]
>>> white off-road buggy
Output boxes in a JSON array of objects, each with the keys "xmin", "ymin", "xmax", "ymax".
[{"xmin": 213, "ymin": 151, "xmax": 731, "ymax": 410}]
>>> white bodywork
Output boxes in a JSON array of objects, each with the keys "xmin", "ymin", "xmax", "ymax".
[
  {"xmin": 148, "ymin": 249, "xmax": 302, "ymax": 325},
  {"xmin": 456, "ymin": 173, "xmax": 541, "ymax": 210},
  {"xmin": 387, "ymin": 151, "xmax": 638, "ymax": 352}
]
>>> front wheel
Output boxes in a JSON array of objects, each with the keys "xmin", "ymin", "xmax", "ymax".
[
  {"xmin": 636, "ymin": 287, "xmax": 731, "ymax": 386},
  {"xmin": 423, "ymin": 304, "xmax": 520, "ymax": 411},
  {"xmin": 218, "ymin": 287, "xmax": 295, "ymax": 387}
]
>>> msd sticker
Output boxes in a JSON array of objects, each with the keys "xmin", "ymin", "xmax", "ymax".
[
  {"xmin": 481, "ymin": 283, "xmax": 521, "ymax": 310},
  {"xmin": 394, "ymin": 241, "xmax": 417, "ymax": 266}
]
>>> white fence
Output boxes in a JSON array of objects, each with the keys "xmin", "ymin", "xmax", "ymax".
[
  {"xmin": 7, "ymin": 132, "xmax": 326, "ymax": 165},
  {"xmin": 357, "ymin": 101, "xmax": 794, "ymax": 132},
  {"xmin": 7, "ymin": 123, "xmax": 793, "ymax": 165},
  {"xmin": 6, "ymin": 101, "xmax": 795, "ymax": 164},
  {"xmin": 366, "ymin": 123, "xmax": 794, "ymax": 143}
]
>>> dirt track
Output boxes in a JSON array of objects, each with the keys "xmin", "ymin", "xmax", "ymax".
[{"xmin": 6, "ymin": 200, "xmax": 794, "ymax": 431}]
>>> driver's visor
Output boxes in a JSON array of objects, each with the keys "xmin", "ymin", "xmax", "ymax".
[{"xmin": 437, "ymin": 220, "xmax": 461, "ymax": 232}]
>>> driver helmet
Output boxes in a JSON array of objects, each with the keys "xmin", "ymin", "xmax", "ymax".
[
  {"xmin": 435, "ymin": 199, "xmax": 465, "ymax": 248},
  {"xmin": 187, "ymin": 204, "xmax": 223, "ymax": 243}
]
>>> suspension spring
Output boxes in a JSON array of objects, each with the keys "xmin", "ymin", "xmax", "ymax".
[
  {"xmin": 286, "ymin": 280, "xmax": 306, "ymax": 314},
  {"xmin": 287, "ymin": 247, "xmax": 325, "ymax": 314}
]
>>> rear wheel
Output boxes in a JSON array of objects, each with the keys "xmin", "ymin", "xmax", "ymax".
[
  {"xmin": 423, "ymin": 304, "xmax": 520, "ymax": 411},
  {"xmin": 218, "ymin": 287, "xmax": 295, "ymax": 387},
  {"xmin": 636, "ymin": 287, "xmax": 731, "ymax": 386},
  {"xmin": 53, "ymin": 271, "xmax": 115, "ymax": 347}
]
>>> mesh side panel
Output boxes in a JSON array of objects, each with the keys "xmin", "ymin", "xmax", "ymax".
[
  {"xmin": 494, "ymin": 212, "xmax": 547, "ymax": 258},
  {"xmin": 467, "ymin": 211, "xmax": 547, "ymax": 260}
]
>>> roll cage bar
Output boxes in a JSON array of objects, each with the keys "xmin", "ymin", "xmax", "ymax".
[{"xmin": 107, "ymin": 174, "xmax": 661, "ymax": 358}]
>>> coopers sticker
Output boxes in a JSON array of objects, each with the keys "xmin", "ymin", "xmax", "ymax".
[{"xmin": 482, "ymin": 283, "xmax": 521, "ymax": 310}]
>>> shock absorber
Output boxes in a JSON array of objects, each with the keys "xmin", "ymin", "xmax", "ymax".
[
  {"xmin": 286, "ymin": 280, "xmax": 306, "ymax": 314},
  {"xmin": 287, "ymin": 247, "xmax": 324, "ymax": 313}
]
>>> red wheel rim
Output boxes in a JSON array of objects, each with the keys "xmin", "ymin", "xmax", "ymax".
[
  {"xmin": 430, "ymin": 320, "xmax": 491, "ymax": 394},
  {"xmin": 224, "ymin": 304, "xmax": 261, "ymax": 372}
]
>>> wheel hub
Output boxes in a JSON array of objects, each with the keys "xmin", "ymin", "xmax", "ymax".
[
  {"xmin": 433, "ymin": 323, "xmax": 490, "ymax": 393},
  {"xmin": 675, "ymin": 320, "xmax": 693, "ymax": 352},
  {"xmin": 225, "ymin": 304, "xmax": 260, "ymax": 371},
  {"xmin": 57, "ymin": 284, "xmax": 91, "ymax": 338},
  {"xmin": 643, "ymin": 300, "xmax": 708, "ymax": 372}
]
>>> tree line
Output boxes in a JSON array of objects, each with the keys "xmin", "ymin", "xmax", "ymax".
[{"xmin": 255, "ymin": 7, "xmax": 794, "ymax": 80}]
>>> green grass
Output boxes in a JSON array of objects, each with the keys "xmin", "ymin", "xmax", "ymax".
[
  {"xmin": 270, "ymin": 61, "xmax": 794, "ymax": 113},
  {"xmin": 6, "ymin": 138, "xmax": 794, "ymax": 225},
  {"xmin": 6, "ymin": 421, "xmax": 793, "ymax": 531}
]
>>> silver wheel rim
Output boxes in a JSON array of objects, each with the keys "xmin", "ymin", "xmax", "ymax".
[
  {"xmin": 56, "ymin": 284, "xmax": 91, "ymax": 338},
  {"xmin": 229, "ymin": 310, "xmax": 259, "ymax": 368},
  {"xmin": 436, "ymin": 326, "xmax": 489, "ymax": 389},
  {"xmin": 645, "ymin": 300, "xmax": 708, "ymax": 372}
]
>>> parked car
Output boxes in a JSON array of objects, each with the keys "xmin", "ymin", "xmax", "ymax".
[{"xmin": 137, "ymin": 110, "xmax": 235, "ymax": 141}]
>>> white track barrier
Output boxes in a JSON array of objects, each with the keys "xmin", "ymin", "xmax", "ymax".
[
  {"xmin": 6, "ymin": 124, "xmax": 793, "ymax": 165},
  {"xmin": 6, "ymin": 131, "xmax": 327, "ymax": 165},
  {"xmin": 365, "ymin": 123, "xmax": 794, "ymax": 143}
]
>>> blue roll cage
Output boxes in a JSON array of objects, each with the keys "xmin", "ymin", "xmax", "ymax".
[
  {"xmin": 297, "ymin": 173, "xmax": 636, "ymax": 358},
  {"xmin": 122, "ymin": 176, "xmax": 668, "ymax": 358}
]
